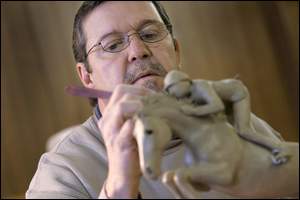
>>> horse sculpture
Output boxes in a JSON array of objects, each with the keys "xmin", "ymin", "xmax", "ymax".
[{"xmin": 133, "ymin": 92, "xmax": 297, "ymax": 198}]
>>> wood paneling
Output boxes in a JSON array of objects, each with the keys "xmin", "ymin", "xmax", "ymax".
[
  {"xmin": 1, "ymin": 2, "xmax": 88, "ymax": 197},
  {"xmin": 1, "ymin": 1, "xmax": 298, "ymax": 197}
]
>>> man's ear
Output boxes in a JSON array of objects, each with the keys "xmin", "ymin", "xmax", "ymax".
[
  {"xmin": 76, "ymin": 62, "xmax": 94, "ymax": 88},
  {"xmin": 173, "ymin": 38, "xmax": 181, "ymax": 69}
]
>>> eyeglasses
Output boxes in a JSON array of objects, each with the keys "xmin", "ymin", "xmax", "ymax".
[{"xmin": 86, "ymin": 22, "xmax": 172, "ymax": 58}]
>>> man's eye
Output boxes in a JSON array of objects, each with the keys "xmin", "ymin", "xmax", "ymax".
[
  {"xmin": 104, "ymin": 39, "xmax": 124, "ymax": 51},
  {"xmin": 141, "ymin": 32, "xmax": 159, "ymax": 41}
]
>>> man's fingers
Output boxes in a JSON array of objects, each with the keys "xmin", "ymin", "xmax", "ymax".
[
  {"xmin": 116, "ymin": 119, "xmax": 137, "ymax": 151},
  {"xmin": 114, "ymin": 100, "xmax": 143, "ymax": 121},
  {"xmin": 100, "ymin": 100, "xmax": 142, "ymax": 140},
  {"xmin": 99, "ymin": 84, "xmax": 154, "ymax": 148},
  {"xmin": 108, "ymin": 84, "xmax": 155, "ymax": 107}
]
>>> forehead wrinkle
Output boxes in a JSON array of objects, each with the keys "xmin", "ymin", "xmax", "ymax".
[
  {"xmin": 83, "ymin": 1, "xmax": 164, "ymax": 53},
  {"xmin": 100, "ymin": 19, "xmax": 164, "ymax": 42},
  {"xmin": 87, "ymin": 18, "xmax": 164, "ymax": 50}
]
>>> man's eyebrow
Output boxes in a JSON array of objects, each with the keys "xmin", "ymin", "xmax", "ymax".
[
  {"xmin": 95, "ymin": 19, "xmax": 163, "ymax": 44},
  {"xmin": 136, "ymin": 19, "xmax": 163, "ymax": 30},
  {"xmin": 97, "ymin": 30, "xmax": 121, "ymax": 44}
]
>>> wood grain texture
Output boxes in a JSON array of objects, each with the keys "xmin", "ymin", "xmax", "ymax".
[{"xmin": 1, "ymin": 1, "xmax": 298, "ymax": 197}]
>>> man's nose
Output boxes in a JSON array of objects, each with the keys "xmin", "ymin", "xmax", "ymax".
[{"xmin": 127, "ymin": 34, "xmax": 151, "ymax": 62}]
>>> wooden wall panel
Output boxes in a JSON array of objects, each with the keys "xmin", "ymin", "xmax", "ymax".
[
  {"xmin": 1, "ymin": 1, "xmax": 298, "ymax": 197},
  {"xmin": 1, "ymin": 2, "xmax": 86, "ymax": 197}
]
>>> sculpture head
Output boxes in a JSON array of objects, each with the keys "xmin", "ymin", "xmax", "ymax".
[
  {"xmin": 133, "ymin": 115, "xmax": 172, "ymax": 179},
  {"xmin": 164, "ymin": 70, "xmax": 192, "ymax": 98}
]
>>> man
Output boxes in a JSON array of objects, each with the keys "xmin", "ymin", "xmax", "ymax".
[{"xmin": 26, "ymin": 1, "xmax": 298, "ymax": 198}]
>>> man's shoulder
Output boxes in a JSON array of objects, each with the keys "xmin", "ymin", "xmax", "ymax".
[
  {"xmin": 38, "ymin": 119, "xmax": 108, "ymax": 181},
  {"xmin": 26, "ymin": 116, "xmax": 108, "ymax": 199},
  {"xmin": 47, "ymin": 116, "xmax": 105, "ymax": 155}
]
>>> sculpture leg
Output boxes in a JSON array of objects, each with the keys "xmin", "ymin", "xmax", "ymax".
[
  {"xmin": 173, "ymin": 168, "xmax": 202, "ymax": 198},
  {"xmin": 171, "ymin": 162, "xmax": 233, "ymax": 199},
  {"xmin": 162, "ymin": 170, "xmax": 186, "ymax": 199},
  {"xmin": 214, "ymin": 80, "xmax": 290, "ymax": 165},
  {"xmin": 233, "ymin": 97, "xmax": 290, "ymax": 165}
]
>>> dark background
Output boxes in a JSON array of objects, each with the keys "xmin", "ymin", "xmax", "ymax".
[{"xmin": 1, "ymin": 1, "xmax": 298, "ymax": 198}]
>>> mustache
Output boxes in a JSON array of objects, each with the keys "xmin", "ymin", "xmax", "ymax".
[{"xmin": 123, "ymin": 59, "xmax": 168, "ymax": 84}]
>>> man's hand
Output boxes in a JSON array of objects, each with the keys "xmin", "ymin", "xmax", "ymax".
[{"xmin": 98, "ymin": 84, "xmax": 154, "ymax": 198}]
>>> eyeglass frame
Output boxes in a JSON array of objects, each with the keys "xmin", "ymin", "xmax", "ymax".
[{"xmin": 85, "ymin": 23, "xmax": 173, "ymax": 59}]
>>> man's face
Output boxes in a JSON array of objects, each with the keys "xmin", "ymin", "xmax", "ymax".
[{"xmin": 80, "ymin": 1, "xmax": 180, "ymax": 97}]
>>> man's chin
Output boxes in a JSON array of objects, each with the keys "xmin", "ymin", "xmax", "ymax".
[{"xmin": 134, "ymin": 76, "xmax": 164, "ymax": 92}]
